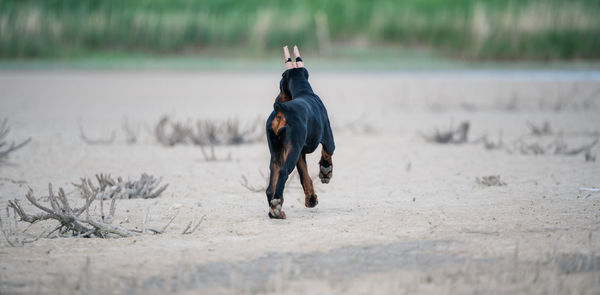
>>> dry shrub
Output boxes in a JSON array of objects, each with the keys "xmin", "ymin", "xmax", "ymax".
[
  {"xmin": 422, "ymin": 121, "xmax": 470, "ymax": 144},
  {"xmin": 476, "ymin": 175, "xmax": 507, "ymax": 186},
  {"xmin": 3, "ymin": 182, "xmax": 175, "ymax": 244},
  {"xmin": 155, "ymin": 115, "xmax": 261, "ymax": 147}
]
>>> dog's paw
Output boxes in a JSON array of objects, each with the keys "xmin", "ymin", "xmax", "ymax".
[
  {"xmin": 268, "ymin": 199, "xmax": 286, "ymax": 219},
  {"xmin": 319, "ymin": 165, "xmax": 332, "ymax": 184},
  {"xmin": 305, "ymin": 194, "xmax": 318, "ymax": 208}
]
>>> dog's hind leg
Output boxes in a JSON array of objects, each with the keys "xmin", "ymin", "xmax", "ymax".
[
  {"xmin": 268, "ymin": 144, "xmax": 302, "ymax": 219},
  {"xmin": 297, "ymin": 153, "xmax": 318, "ymax": 208}
]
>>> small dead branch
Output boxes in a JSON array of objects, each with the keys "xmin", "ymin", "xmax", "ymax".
[
  {"xmin": 0, "ymin": 118, "xmax": 31, "ymax": 165},
  {"xmin": 123, "ymin": 211, "xmax": 178, "ymax": 235},
  {"xmin": 514, "ymin": 138, "xmax": 598, "ymax": 158},
  {"xmin": 122, "ymin": 117, "xmax": 140, "ymax": 144},
  {"xmin": 0, "ymin": 177, "xmax": 27, "ymax": 185},
  {"xmin": 0, "ymin": 213, "xmax": 17, "ymax": 246},
  {"xmin": 516, "ymin": 141, "xmax": 547, "ymax": 155},
  {"xmin": 182, "ymin": 215, "xmax": 206, "ymax": 235},
  {"xmin": 422, "ymin": 121, "xmax": 470, "ymax": 144},
  {"xmin": 553, "ymin": 139, "xmax": 598, "ymax": 156},
  {"xmin": 159, "ymin": 213, "xmax": 178, "ymax": 233},
  {"xmin": 585, "ymin": 151, "xmax": 596, "ymax": 162},
  {"xmin": 73, "ymin": 173, "xmax": 168, "ymax": 200},
  {"xmin": 476, "ymin": 175, "xmax": 507, "ymax": 186},
  {"xmin": 78, "ymin": 119, "xmax": 115, "ymax": 145},
  {"xmin": 199, "ymin": 144, "xmax": 217, "ymax": 161},
  {"xmin": 1, "ymin": 213, "xmax": 47, "ymax": 247},
  {"xmin": 240, "ymin": 174, "xmax": 265, "ymax": 193},
  {"xmin": 473, "ymin": 131, "xmax": 504, "ymax": 150},
  {"xmin": 527, "ymin": 121, "xmax": 552, "ymax": 136}
]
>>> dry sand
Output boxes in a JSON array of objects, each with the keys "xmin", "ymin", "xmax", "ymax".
[{"xmin": 0, "ymin": 70, "xmax": 599, "ymax": 294}]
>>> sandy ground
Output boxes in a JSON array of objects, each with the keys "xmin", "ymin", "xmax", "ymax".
[{"xmin": 0, "ymin": 70, "xmax": 599, "ymax": 294}]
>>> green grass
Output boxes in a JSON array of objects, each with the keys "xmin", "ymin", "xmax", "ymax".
[
  {"xmin": 1, "ymin": 0, "xmax": 599, "ymax": 60},
  {"xmin": 2, "ymin": 48, "xmax": 599, "ymax": 71}
]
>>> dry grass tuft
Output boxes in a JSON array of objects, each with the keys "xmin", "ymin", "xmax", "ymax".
[
  {"xmin": 155, "ymin": 115, "xmax": 262, "ymax": 147},
  {"xmin": 422, "ymin": 121, "xmax": 470, "ymax": 144}
]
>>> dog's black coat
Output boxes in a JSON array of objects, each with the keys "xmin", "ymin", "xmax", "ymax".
[{"xmin": 265, "ymin": 67, "xmax": 335, "ymax": 203}]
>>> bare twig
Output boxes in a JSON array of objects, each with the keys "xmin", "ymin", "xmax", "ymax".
[
  {"xmin": 0, "ymin": 118, "xmax": 31, "ymax": 165},
  {"xmin": 182, "ymin": 215, "xmax": 206, "ymax": 235},
  {"xmin": 473, "ymin": 131, "xmax": 504, "ymax": 150},
  {"xmin": 122, "ymin": 117, "xmax": 140, "ymax": 144},
  {"xmin": 181, "ymin": 219, "xmax": 193, "ymax": 235},
  {"xmin": 0, "ymin": 215, "xmax": 17, "ymax": 247},
  {"xmin": 199, "ymin": 144, "xmax": 217, "ymax": 161},
  {"xmin": 527, "ymin": 121, "xmax": 552, "ymax": 136},
  {"xmin": 554, "ymin": 139, "xmax": 598, "ymax": 156},
  {"xmin": 0, "ymin": 177, "xmax": 27, "ymax": 185},
  {"xmin": 159, "ymin": 212, "xmax": 179, "ymax": 233},
  {"xmin": 78, "ymin": 119, "xmax": 115, "ymax": 145},
  {"xmin": 189, "ymin": 215, "xmax": 206, "ymax": 234},
  {"xmin": 240, "ymin": 174, "xmax": 265, "ymax": 193},
  {"xmin": 142, "ymin": 207, "xmax": 149, "ymax": 234}
]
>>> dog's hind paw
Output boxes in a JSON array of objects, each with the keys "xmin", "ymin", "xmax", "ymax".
[
  {"xmin": 319, "ymin": 165, "xmax": 332, "ymax": 184},
  {"xmin": 305, "ymin": 194, "xmax": 318, "ymax": 208},
  {"xmin": 268, "ymin": 199, "xmax": 286, "ymax": 219}
]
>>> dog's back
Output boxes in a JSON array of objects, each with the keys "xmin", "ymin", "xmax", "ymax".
[{"xmin": 267, "ymin": 68, "xmax": 334, "ymax": 154}]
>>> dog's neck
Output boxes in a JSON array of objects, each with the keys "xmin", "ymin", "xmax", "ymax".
[{"xmin": 276, "ymin": 68, "xmax": 312, "ymax": 103}]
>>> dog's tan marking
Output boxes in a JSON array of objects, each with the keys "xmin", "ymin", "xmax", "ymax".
[
  {"xmin": 270, "ymin": 162, "xmax": 280, "ymax": 193},
  {"xmin": 269, "ymin": 142, "xmax": 291, "ymax": 199},
  {"xmin": 320, "ymin": 149, "xmax": 332, "ymax": 165},
  {"xmin": 270, "ymin": 111, "xmax": 286, "ymax": 135}
]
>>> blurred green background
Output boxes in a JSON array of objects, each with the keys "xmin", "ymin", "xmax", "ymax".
[{"xmin": 1, "ymin": 0, "xmax": 599, "ymax": 68}]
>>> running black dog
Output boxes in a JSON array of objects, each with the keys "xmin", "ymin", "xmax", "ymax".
[{"xmin": 265, "ymin": 46, "xmax": 335, "ymax": 219}]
